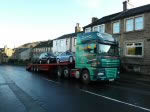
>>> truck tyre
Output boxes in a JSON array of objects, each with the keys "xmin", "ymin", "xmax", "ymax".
[
  {"xmin": 57, "ymin": 67, "xmax": 63, "ymax": 78},
  {"xmin": 39, "ymin": 60, "xmax": 42, "ymax": 64},
  {"xmin": 63, "ymin": 67, "xmax": 70, "ymax": 78},
  {"xmin": 69, "ymin": 57, "xmax": 73, "ymax": 63},
  {"xmin": 81, "ymin": 70, "xmax": 90, "ymax": 84}
]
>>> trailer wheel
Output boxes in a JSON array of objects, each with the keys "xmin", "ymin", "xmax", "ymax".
[
  {"xmin": 81, "ymin": 70, "xmax": 90, "ymax": 84},
  {"xmin": 39, "ymin": 60, "xmax": 42, "ymax": 64},
  {"xmin": 36, "ymin": 66, "xmax": 39, "ymax": 72},
  {"xmin": 69, "ymin": 57, "xmax": 73, "ymax": 63},
  {"xmin": 57, "ymin": 67, "xmax": 63, "ymax": 78},
  {"xmin": 33, "ymin": 66, "xmax": 36, "ymax": 72},
  {"xmin": 63, "ymin": 67, "xmax": 70, "ymax": 78},
  {"xmin": 57, "ymin": 59, "xmax": 60, "ymax": 64},
  {"xmin": 31, "ymin": 66, "xmax": 33, "ymax": 71},
  {"xmin": 47, "ymin": 59, "xmax": 50, "ymax": 64}
]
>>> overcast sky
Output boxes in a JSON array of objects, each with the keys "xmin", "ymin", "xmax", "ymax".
[{"xmin": 0, "ymin": 0, "xmax": 150, "ymax": 48}]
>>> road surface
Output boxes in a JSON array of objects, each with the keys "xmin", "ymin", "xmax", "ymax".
[{"xmin": 0, "ymin": 65, "xmax": 150, "ymax": 112}]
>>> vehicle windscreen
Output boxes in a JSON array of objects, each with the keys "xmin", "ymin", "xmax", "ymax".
[{"xmin": 98, "ymin": 44, "xmax": 118, "ymax": 56}]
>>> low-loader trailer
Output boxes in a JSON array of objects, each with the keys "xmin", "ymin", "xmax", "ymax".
[{"xmin": 26, "ymin": 32, "xmax": 120, "ymax": 84}]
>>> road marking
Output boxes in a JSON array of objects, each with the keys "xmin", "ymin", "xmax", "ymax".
[
  {"xmin": 43, "ymin": 78, "xmax": 60, "ymax": 84},
  {"xmin": 80, "ymin": 89, "xmax": 150, "ymax": 112}
]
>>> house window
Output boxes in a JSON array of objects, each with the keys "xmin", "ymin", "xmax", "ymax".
[
  {"xmin": 125, "ymin": 42, "xmax": 143, "ymax": 57},
  {"xmin": 135, "ymin": 16, "xmax": 144, "ymax": 30},
  {"xmin": 113, "ymin": 21, "xmax": 120, "ymax": 34},
  {"xmin": 126, "ymin": 18, "xmax": 134, "ymax": 32},
  {"xmin": 85, "ymin": 27, "xmax": 91, "ymax": 33},
  {"xmin": 93, "ymin": 26, "xmax": 98, "ymax": 32},
  {"xmin": 56, "ymin": 41, "xmax": 57, "ymax": 46},
  {"xmin": 98, "ymin": 24, "xmax": 105, "ymax": 33}
]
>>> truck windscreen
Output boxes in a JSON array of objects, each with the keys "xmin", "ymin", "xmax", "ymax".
[{"xmin": 98, "ymin": 44, "xmax": 119, "ymax": 56}]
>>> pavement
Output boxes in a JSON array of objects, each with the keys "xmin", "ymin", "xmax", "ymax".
[
  {"xmin": 118, "ymin": 72, "xmax": 150, "ymax": 85},
  {"xmin": 0, "ymin": 65, "xmax": 150, "ymax": 112}
]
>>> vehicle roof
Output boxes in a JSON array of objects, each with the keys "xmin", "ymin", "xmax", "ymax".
[{"xmin": 77, "ymin": 32, "xmax": 116, "ymax": 44}]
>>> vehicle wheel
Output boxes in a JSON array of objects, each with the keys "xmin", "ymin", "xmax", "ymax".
[
  {"xmin": 57, "ymin": 67, "xmax": 63, "ymax": 78},
  {"xmin": 39, "ymin": 60, "xmax": 42, "ymax": 64},
  {"xmin": 47, "ymin": 59, "xmax": 50, "ymax": 64},
  {"xmin": 57, "ymin": 59, "xmax": 60, "ymax": 64},
  {"xmin": 63, "ymin": 67, "xmax": 70, "ymax": 78},
  {"xmin": 69, "ymin": 57, "xmax": 73, "ymax": 63},
  {"xmin": 31, "ymin": 66, "xmax": 33, "ymax": 71},
  {"xmin": 33, "ymin": 66, "xmax": 36, "ymax": 72},
  {"xmin": 81, "ymin": 70, "xmax": 90, "ymax": 84},
  {"xmin": 36, "ymin": 66, "xmax": 39, "ymax": 72}
]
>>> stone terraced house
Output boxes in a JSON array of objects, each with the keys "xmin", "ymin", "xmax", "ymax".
[{"xmin": 83, "ymin": 1, "xmax": 150, "ymax": 75}]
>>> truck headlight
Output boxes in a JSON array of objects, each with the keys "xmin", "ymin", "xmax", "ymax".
[{"xmin": 98, "ymin": 73, "xmax": 104, "ymax": 76}]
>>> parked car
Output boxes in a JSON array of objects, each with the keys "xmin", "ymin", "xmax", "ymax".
[
  {"xmin": 56, "ymin": 51, "xmax": 75, "ymax": 63},
  {"xmin": 38, "ymin": 52, "xmax": 56, "ymax": 64}
]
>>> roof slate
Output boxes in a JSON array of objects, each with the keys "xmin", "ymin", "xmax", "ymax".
[
  {"xmin": 84, "ymin": 4, "xmax": 150, "ymax": 28},
  {"xmin": 33, "ymin": 40, "xmax": 53, "ymax": 48},
  {"xmin": 54, "ymin": 33, "xmax": 77, "ymax": 40}
]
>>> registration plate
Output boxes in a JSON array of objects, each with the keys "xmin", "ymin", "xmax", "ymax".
[{"xmin": 109, "ymin": 79, "xmax": 114, "ymax": 81}]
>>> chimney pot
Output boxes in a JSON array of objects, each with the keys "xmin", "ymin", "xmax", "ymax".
[
  {"xmin": 75, "ymin": 23, "xmax": 81, "ymax": 33},
  {"xmin": 123, "ymin": 1, "xmax": 127, "ymax": 11},
  {"xmin": 92, "ymin": 17, "xmax": 98, "ymax": 23}
]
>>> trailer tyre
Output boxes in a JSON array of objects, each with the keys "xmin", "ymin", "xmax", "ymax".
[
  {"xmin": 36, "ymin": 66, "xmax": 39, "ymax": 72},
  {"xmin": 47, "ymin": 59, "xmax": 50, "ymax": 64},
  {"xmin": 69, "ymin": 57, "xmax": 73, "ymax": 63},
  {"xmin": 81, "ymin": 70, "xmax": 90, "ymax": 84},
  {"xmin": 57, "ymin": 67, "xmax": 63, "ymax": 78},
  {"xmin": 33, "ymin": 66, "xmax": 36, "ymax": 72},
  {"xmin": 39, "ymin": 60, "xmax": 42, "ymax": 64},
  {"xmin": 57, "ymin": 59, "xmax": 60, "ymax": 64},
  {"xmin": 63, "ymin": 67, "xmax": 70, "ymax": 78}
]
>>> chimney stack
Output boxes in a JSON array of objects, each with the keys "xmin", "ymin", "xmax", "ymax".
[
  {"xmin": 123, "ymin": 1, "xmax": 127, "ymax": 11},
  {"xmin": 92, "ymin": 17, "xmax": 98, "ymax": 23},
  {"xmin": 75, "ymin": 23, "xmax": 81, "ymax": 33}
]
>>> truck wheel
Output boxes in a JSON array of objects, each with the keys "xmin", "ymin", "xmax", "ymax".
[
  {"xmin": 63, "ymin": 67, "xmax": 70, "ymax": 78},
  {"xmin": 39, "ymin": 60, "xmax": 42, "ymax": 64},
  {"xmin": 81, "ymin": 70, "xmax": 90, "ymax": 84},
  {"xmin": 69, "ymin": 57, "xmax": 73, "ymax": 63},
  {"xmin": 57, "ymin": 67, "xmax": 63, "ymax": 78}
]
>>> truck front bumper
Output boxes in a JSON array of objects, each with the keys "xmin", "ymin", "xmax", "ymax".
[{"xmin": 90, "ymin": 68, "xmax": 120, "ymax": 81}]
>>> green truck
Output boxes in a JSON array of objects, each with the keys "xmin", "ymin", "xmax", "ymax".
[
  {"xmin": 27, "ymin": 32, "xmax": 120, "ymax": 84},
  {"xmin": 75, "ymin": 32, "xmax": 120, "ymax": 84}
]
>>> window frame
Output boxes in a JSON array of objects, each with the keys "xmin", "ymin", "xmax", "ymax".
[
  {"xmin": 74, "ymin": 38, "xmax": 76, "ymax": 46},
  {"xmin": 92, "ymin": 26, "xmax": 98, "ymax": 32},
  {"xmin": 125, "ymin": 17, "xmax": 134, "ymax": 32},
  {"xmin": 85, "ymin": 27, "xmax": 91, "ymax": 33},
  {"xmin": 98, "ymin": 24, "xmax": 105, "ymax": 33},
  {"xmin": 124, "ymin": 41, "xmax": 144, "ymax": 58},
  {"xmin": 112, "ymin": 21, "xmax": 120, "ymax": 34},
  {"xmin": 135, "ymin": 15, "xmax": 144, "ymax": 31},
  {"xmin": 124, "ymin": 15, "xmax": 144, "ymax": 32}
]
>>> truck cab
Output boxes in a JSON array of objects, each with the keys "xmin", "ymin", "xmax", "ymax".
[{"xmin": 76, "ymin": 32, "xmax": 120, "ymax": 84}]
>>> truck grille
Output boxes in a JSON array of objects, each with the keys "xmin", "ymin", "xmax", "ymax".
[
  {"xmin": 105, "ymin": 68, "xmax": 117, "ymax": 78},
  {"xmin": 101, "ymin": 59, "xmax": 120, "ymax": 67}
]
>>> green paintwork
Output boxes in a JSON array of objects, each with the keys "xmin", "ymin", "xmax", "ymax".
[{"xmin": 76, "ymin": 32, "xmax": 120, "ymax": 81}]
